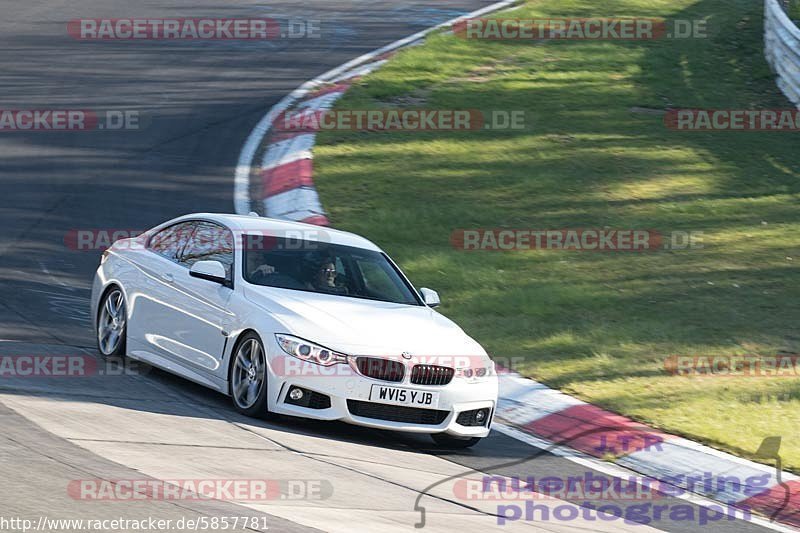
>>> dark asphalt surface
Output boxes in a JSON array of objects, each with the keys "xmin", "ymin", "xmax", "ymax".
[{"xmin": 0, "ymin": 1, "xmax": 779, "ymax": 532}]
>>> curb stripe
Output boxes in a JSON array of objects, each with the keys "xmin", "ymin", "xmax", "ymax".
[
  {"xmin": 278, "ymin": 209, "xmax": 329, "ymax": 223},
  {"xmin": 373, "ymin": 51, "xmax": 398, "ymax": 62},
  {"xmin": 263, "ymin": 149, "xmax": 312, "ymax": 172},
  {"xmin": 263, "ymin": 187, "xmax": 323, "ymax": 219},
  {"xmin": 270, "ymin": 109, "xmax": 324, "ymax": 134},
  {"xmin": 261, "ymin": 160, "xmax": 314, "ymax": 197},
  {"xmin": 525, "ymin": 403, "xmax": 671, "ymax": 459},
  {"xmin": 267, "ymin": 131, "xmax": 312, "ymax": 144},
  {"xmin": 295, "ymin": 89, "xmax": 348, "ymax": 112},
  {"xmin": 299, "ymin": 214, "xmax": 330, "ymax": 227},
  {"xmin": 496, "ymin": 374, "xmax": 584, "ymax": 424},
  {"xmin": 303, "ymin": 82, "xmax": 352, "ymax": 100},
  {"xmin": 499, "ymin": 372, "xmax": 797, "ymax": 526},
  {"xmin": 262, "ymin": 133, "xmax": 316, "ymax": 170},
  {"xmin": 740, "ymin": 480, "xmax": 800, "ymax": 527},
  {"xmin": 495, "ymin": 424, "xmax": 799, "ymax": 533},
  {"xmin": 617, "ymin": 441, "xmax": 784, "ymax": 503},
  {"xmin": 330, "ymin": 60, "xmax": 389, "ymax": 84}
]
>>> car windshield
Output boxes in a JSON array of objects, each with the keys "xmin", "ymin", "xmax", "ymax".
[{"xmin": 243, "ymin": 235, "xmax": 422, "ymax": 306}]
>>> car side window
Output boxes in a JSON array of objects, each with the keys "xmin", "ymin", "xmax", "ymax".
[
  {"xmin": 147, "ymin": 222, "xmax": 194, "ymax": 262},
  {"xmin": 179, "ymin": 221, "xmax": 234, "ymax": 279}
]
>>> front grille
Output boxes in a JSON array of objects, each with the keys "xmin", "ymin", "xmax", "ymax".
[
  {"xmin": 347, "ymin": 400, "xmax": 449, "ymax": 425},
  {"xmin": 410, "ymin": 365, "xmax": 454, "ymax": 386},
  {"xmin": 356, "ymin": 357, "xmax": 404, "ymax": 382}
]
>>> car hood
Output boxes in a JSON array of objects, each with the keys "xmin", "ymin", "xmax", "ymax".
[{"xmin": 244, "ymin": 285, "xmax": 487, "ymax": 357}]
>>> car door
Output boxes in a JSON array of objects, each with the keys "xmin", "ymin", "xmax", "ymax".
[
  {"xmin": 164, "ymin": 221, "xmax": 236, "ymax": 377},
  {"xmin": 128, "ymin": 220, "xmax": 195, "ymax": 358}
]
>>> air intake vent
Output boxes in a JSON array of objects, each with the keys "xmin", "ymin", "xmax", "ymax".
[
  {"xmin": 356, "ymin": 357, "xmax": 404, "ymax": 382},
  {"xmin": 410, "ymin": 365, "xmax": 454, "ymax": 386},
  {"xmin": 347, "ymin": 400, "xmax": 448, "ymax": 425}
]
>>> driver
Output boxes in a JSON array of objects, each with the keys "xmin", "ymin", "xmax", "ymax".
[{"xmin": 307, "ymin": 258, "xmax": 347, "ymax": 294}]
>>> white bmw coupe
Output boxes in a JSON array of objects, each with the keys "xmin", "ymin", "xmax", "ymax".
[{"xmin": 91, "ymin": 213, "xmax": 497, "ymax": 447}]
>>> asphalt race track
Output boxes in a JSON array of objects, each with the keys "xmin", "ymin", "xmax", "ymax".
[{"xmin": 0, "ymin": 2, "xmax": 785, "ymax": 532}]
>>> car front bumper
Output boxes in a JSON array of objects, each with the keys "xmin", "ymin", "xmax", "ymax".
[{"xmin": 266, "ymin": 348, "xmax": 497, "ymax": 438}]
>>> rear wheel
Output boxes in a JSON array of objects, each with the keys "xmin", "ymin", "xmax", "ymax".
[
  {"xmin": 230, "ymin": 332, "xmax": 274, "ymax": 419},
  {"xmin": 431, "ymin": 433, "xmax": 482, "ymax": 449},
  {"xmin": 97, "ymin": 287, "xmax": 126, "ymax": 357}
]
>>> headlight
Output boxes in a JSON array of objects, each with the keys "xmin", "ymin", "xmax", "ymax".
[
  {"xmin": 275, "ymin": 334, "xmax": 348, "ymax": 367},
  {"xmin": 455, "ymin": 360, "xmax": 495, "ymax": 383}
]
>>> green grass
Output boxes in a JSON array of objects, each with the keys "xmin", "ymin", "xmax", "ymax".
[
  {"xmin": 791, "ymin": 1, "xmax": 800, "ymax": 25},
  {"xmin": 313, "ymin": 0, "xmax": 800, "ymax": 471},
  {"xmin": 785, "ymin": 0, "xmax": 800, "ymax": 22}
]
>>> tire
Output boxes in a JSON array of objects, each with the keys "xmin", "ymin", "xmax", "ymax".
[
  {"xmin": 229, "ymin": 332, "xmax": 274, "ymax": 419},
  {"xmin": 97, "ymin": 287, "xmax": 127, "ymax": 357},
  {"xmin": 431, "ymin": 433, "xmax": 482, "ymax": 449}
]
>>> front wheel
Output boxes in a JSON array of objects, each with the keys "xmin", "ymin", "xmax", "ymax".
[
  {"xmin": 230, "ymin": 332, "xmax": 274, "ymax": 419},
  {"xmin": 97, "ymin": 287, "xmax": 126, "ymax": 357},
  {"xmin": 431, "ymin": 433, "xmax": 482, "ymax": 449}
]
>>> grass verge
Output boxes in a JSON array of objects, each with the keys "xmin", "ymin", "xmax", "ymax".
[{"xmin": 313, "ymin": 0, "xmax": 800, "ymax": 470}]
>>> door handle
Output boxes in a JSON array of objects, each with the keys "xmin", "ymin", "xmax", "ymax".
[{"xmin": 161, "ymin": 272, "xmax": 174, "ymax": 283}]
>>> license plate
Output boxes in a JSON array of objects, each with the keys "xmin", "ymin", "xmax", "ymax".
[{"xmin": 369, "ymin": 385, "xmax": 440, "ymax": 408}]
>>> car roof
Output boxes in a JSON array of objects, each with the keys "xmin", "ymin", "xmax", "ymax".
[{"xmin": 164, "ymin": 213, "xmax": 383, "ymax": 252}]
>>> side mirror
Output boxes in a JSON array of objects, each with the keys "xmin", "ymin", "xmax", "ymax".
[
  {"xmin": 190, "ymin": 260, "xmax": 228, "ymax": 285},
  {"xmin": 420, "ymin": 287, "xmax": 440, "ymax": 308}
]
